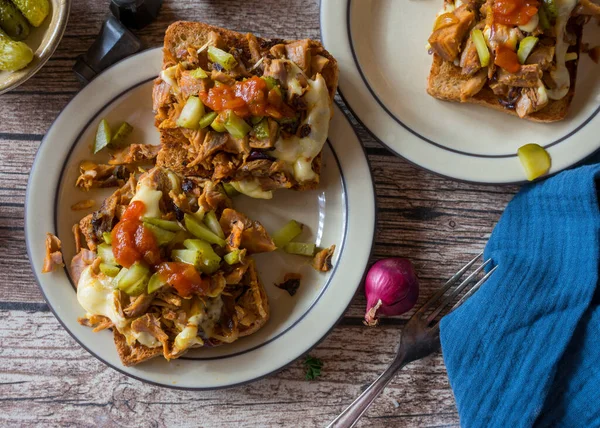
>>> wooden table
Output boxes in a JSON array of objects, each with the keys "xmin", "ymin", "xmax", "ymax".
[{"xmin": 0, "ymin": 0, "xmax": 519, "ymax": 426}]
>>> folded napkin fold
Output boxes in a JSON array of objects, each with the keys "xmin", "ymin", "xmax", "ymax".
[{"xmin": 440, "ymin": 163, "xmax": 600, "ymax": 427}]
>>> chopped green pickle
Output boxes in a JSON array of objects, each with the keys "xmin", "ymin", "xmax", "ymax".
[
  {"xmin": 284, "ymin": 242, "xmax": 316, "ymax": 257},
  {"xmin": 142, "ymin": 217, "xmax": 182, "ymax": 232},
  {"xmin": 538, "ymin": 7, "xmax": 550, "ymax": 30},
  {"xmin": 93, "ymin": 119, "xmax": 112, "ymax": 154},
  {"xmin": 543, "ymin": 0, "xmax": 558, "ymax": 20},
  {"xmin": 251, "ymin": 115, "xmax": 264, "ymax": 125},
  {"xmin": 183, "ymin": 239, "xmax": 222, "ymax": 274},
  {"xmin": 184, "ymin": 213, "xmax": 226, "ymax": 247},
  {"xmin": 143, "ymin": 222, "xmax": 176, "ymax": 245},
  {"xmin": 99, "ymin": 263, "xmax": 120, "ymax": 277},
  {"xmin": 97, "ymin": 243, "xmax": 117, "ymax": 266},
  {"xmin": 112, "ymin": 267, "xmax": 128, "ymax": 288},
  {"xmin": 261, "ymin": 76, "xmax": 278, "ymax": 90},
  {"xmin": 210, "ymin": 113, "xmax": 227, "ymax": 133},
  {"xmin": 117, "ymin": 262, "xmax": 150, "ymax": 296},
  {"xmin": 224, "ymin": 249, "xmax": 242, "ymax": 265},
  {"xmin": 471, "ymin": 29, "xmax": 490, "ymax": 67},
  {"xmin": 517, "ymin": 143, "xmax": 551, "ymax": 181},
  {"xmin": 253, "ymin": 119, "xmax": 270, "ymax": 140},
  {"xmin": 147, "ymin": 272, "xmax": 167, "ymax": 294},
  {"xmin": 189, "ymin": 67, "xmax": 208, "ymax": 79},
  {"xmin": 0, "ymin": 0, "xmax": 30, "ymax": 40},
  {"xmin": 172, "ymin": 249, "xmax": 201, "ymax": 266},
  {"xmin": 222, "ymin": 182, "xmax": 240, "ymax": 197},
  {"xmin": 207, "ymin": 46, "xmax": 238, "ymax": 71},
  {"xmin": 224, "ymin": 110, "xmax": 252, "ymax": 139},
  {"xmin": 0, "ymin": 28, "xmax": 33, "ymax": 71},
  {"xmin": 517, "ymin": 37, "xmax": 538, "ymax": 64},
  {"xmin": 273, "ymin": 220, "xmax": 303, "ymax": 248},
  {"xmin": 203, "ymin": 211, "xmax": 225, "ymax": 239},
  {"xmin": 125, "ymin": 276, "xmax": 149, "ymax": 297},
  {"xmin": 199, "ymin": 111, "xmax": 218, "ymax": 129},
  {"xmin": 177, "ymin": 96, "xmax": 205, "ymax": 129},
  {"xmin": 102, "ymin": 231, "xmax": 112, "ymax": 244},
  {"xmin": 10, "ymin": 0, "xmax": 49, "ymax": 27},
  {"xmin": 111, "ymin": 122, "xmax": 134, "ymax": 147}
]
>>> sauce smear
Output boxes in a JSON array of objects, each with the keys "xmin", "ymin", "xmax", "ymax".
[
  {"xmin": 111, "ymin": 201, "xmax": 161, "ymax": 268},
  {"xmin": 200, "ymin": 76, "xmax": 295, "ymax": 119},
  {"xmin": 495, "ymin": 45, "xmax": 522, "ymax": 72},
  {"xmin": 493, "ymin": 0, "xmax": 539, "ymax": 26},
  {"xmin": 157, "ymin": 262, "xmax": 210, "ymax": 297}
]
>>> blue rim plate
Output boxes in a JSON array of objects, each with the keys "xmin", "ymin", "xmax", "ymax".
[
  {"xmin": 321, "ymin": 0, "xmax": 600, "ymax": 183},
  {"xmin": 25, "ymin": 47, "xmax": 376, "ymax": 389}
]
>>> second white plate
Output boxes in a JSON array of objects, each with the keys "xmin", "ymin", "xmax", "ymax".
[{"xmin": 321, "ymin": 0, "xmax": 600, "ymax": 183}]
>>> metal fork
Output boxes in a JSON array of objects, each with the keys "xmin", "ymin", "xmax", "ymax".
[{"xmin": 327, "ymin": 252, "xmax": 498, "ymax": 428}]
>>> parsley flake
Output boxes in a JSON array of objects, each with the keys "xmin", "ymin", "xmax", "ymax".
[{"xmin": 304, "ymin": 355, "xmax": 324, "ymax": 380}]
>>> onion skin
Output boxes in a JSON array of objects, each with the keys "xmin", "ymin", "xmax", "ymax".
[{"xmin": 364, "ymin": 258, "xmax": 419, "ymax": 326}]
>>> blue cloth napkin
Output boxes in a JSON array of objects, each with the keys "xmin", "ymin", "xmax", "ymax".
[{"xmin": 440, "ymin": 163, "xmax": 600, "ymax": 427}]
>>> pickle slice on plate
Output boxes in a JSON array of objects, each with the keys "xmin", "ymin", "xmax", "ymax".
[
  {"xmin": 93, "ymin": 119, "xmax": 112, "ymax": 154},
  {"xmin": 518, "ymin": 144, "xmax": 551, "ymax": 181}
]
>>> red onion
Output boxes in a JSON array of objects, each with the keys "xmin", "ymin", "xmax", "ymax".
[{"xmin": 364, "ymin": 258, "xmax": 419, "ymax": 326}]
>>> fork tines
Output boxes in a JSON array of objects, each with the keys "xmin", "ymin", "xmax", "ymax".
[{"xmin": 418, "ymin": 252, "xmax": 498, "ymax": 324}]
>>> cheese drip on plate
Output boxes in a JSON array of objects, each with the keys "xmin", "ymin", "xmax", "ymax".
[
  {"xmin": 270, "ymin": 61, "xmax": 331, "ymax": 184},
  {"xmin": 547, "ymin": 0, "xmax": 578, "ymax": 100}
]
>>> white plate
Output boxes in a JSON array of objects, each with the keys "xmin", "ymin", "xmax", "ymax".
[
  {"xmin": 321, "ymin": 0, "xmax": 600, "ymax": 183},
  {"xmin": 25, "ymin": 48, "xmax": 375, "ymax": 389}
]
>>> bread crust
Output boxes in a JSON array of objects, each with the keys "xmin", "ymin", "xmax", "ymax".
[
  {"xmin": 426, "ymin": 27, "xmax": 582, "ymax": 122},
  {"xmin": 157, "ymin": 21, "xmax": 338, "ymax": 190}
]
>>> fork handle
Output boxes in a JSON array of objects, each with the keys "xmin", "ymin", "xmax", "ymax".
[{"xmin": 327, "ymin": 352, "xmax": 408, "ymax": 428}]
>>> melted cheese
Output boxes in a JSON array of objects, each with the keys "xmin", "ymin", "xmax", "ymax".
[
  {"xmin": 130, "ymin": 177, "xmax": 163, "ymax": 218},
  {"xmin": 199, "ymin": 296, "xmax": 223, "ymax": 336},
  {"xmin": 77, "ymin": 267, "xmax": 127, "ymax": 330},
  {"xmin": 77, "ymin": 267, "xmax": 163, "ymax": 348},
  {"xmin": 135, "ymin": 332, "xmax": 160, "ymax": 348},
  {"xmin": 160, "ymin": 65, "xmax": 180, "ymax": 95},
  {"xmin": 547, "ymin": 0, "xmax": 578, "ymax": 100},
  {"xmin": 270, "ymin": 61, "xmax": 331, "ymax": 184}
]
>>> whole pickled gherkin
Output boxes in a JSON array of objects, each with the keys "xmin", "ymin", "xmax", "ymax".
[
  {"xmin": 0, "ymin": 0, "xmax": 29, "ymax": 41},
  {"xmin": 10, "ymin": 0, "xmax": 49, "ymax": 27},
  {"xmin": 0, "ymin": 27, "xmax": 33, "ymax": 71}
]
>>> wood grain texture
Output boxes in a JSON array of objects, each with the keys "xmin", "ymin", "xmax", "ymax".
[{"xmin": 0, "ymin": 0, "xmax": 519, "ymax": 426}]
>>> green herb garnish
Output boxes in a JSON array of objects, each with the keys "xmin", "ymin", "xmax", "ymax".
[{"xmin": 304, "ymin": 355, "xmax": 323, "ymax": 380}]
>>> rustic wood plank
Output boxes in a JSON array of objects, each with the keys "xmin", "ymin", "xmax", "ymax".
[
  {"xmin": 0, "ymin": 310, "xmax": 459, "ymax": 427},
  {"xmin": 0, "ymin": 0, "xmax": 520, "ymax": 424}
]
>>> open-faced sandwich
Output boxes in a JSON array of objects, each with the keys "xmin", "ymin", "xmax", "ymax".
[
  {"xmin": 40, "ymin": 22, "xmax": 339, "ymax": 367},
  {"xmin": 153, "ymin": 21, "xmax": 339, "ymax": 198},
  {"xmin": 71, "ymin": 167, "xmax": 274, "ymax": 366},
  {"xmin": 427, "ymin": 0, "xmax": 600, "ymax": 121}
]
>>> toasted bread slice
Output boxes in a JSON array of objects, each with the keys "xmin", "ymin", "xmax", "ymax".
[
  {"xmin": 112, "ymin": 259, "xmax": 271, "ymax": 367},
  {"xmin": 155, "ymin": 21, "xmax": 338, "ymax": 191},
  {"xmin": 427, "ymin": 27, "xmax": 582, "ymax": 122},
  {"xmin": 114, "ymin": 329, "xmax": 163, "ymax": 367}
]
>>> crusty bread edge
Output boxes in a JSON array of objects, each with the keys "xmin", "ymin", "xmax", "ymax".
[
  {"xmin": 160, "ymin": 21, "xmax": 337, "ymax": 190},
  {"xmin": 426, "ymin": 26, "xmax": 582, "ymax": 123}
]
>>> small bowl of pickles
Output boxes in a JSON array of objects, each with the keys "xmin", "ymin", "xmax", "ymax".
[{"xmin": 0, "ymin": 0, "xmax": 70, "ymax": 95}]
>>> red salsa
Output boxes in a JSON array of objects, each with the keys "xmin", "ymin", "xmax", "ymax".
[
  {"xmin": 157, "ymin": 262, "xmax": 210, "ymax": 297},
  {"xmin": 495, "ymin": 45, "xmax": 521, "ymax": 73},
  {"xmin": 111, "ymin": 201, "xmax": 161, "ymax": 268},
  {"xmin": 493, "ymin": 0, "xmax": 538, "ymax": 26},
  {"xmin": 199, "ymin": 76, "xmax": 295, "ymax": 119}
]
